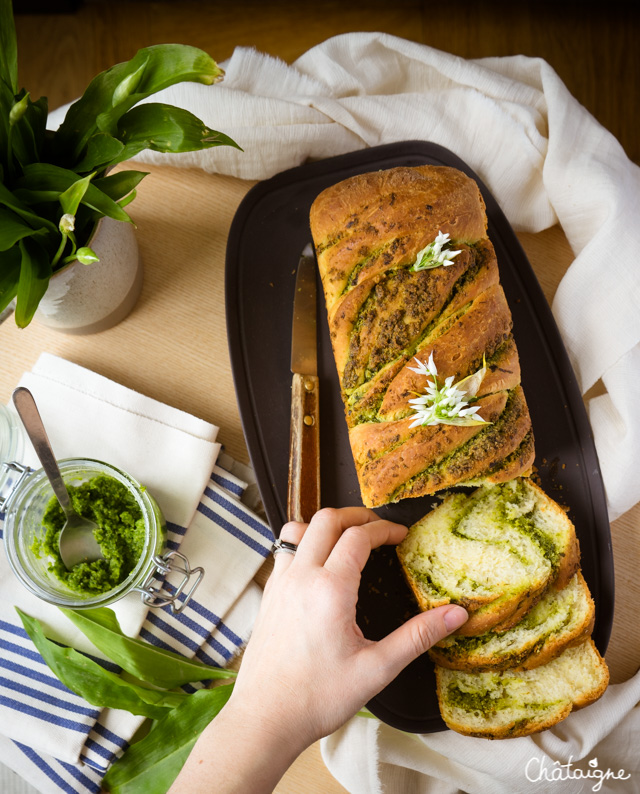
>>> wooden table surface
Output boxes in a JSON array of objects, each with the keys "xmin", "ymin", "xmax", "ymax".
[{"xmin": 3, "ymin": 3, "xmax": 639, "ymax": 791}]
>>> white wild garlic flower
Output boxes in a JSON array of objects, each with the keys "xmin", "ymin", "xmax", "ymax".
[
  {"xmin": 407, "ymin": 352, "xmax": 491, "ymax": 427},
  {"xmin": 412, "ymin": 231, "xmax": 462, "ymax": 271}
]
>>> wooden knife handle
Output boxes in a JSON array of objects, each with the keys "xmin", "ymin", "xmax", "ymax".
[{"xmin": 287, "ymin": 373, "xmax": 320, "ymax": 523}]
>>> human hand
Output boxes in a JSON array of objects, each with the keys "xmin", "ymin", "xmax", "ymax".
[
  {"xmin": 169, "ymin": 507, "xmax": 468, "ymax": 794},
  {"xmin": 228, "ymin": 506, "xmax": 468, "ymax": 752}
]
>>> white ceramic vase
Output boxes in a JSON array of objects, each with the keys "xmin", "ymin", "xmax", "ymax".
[{"xmin": 34, "ymin": 216, "xmax": 143, "ymax": 334}]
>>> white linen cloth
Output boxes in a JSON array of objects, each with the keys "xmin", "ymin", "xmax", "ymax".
[
  {"xmin": 0, "ymin": 353, "xmax": 273, "ymax": 793},
  {"xmin": 44, "ymin": 32, "xmax": 640, "ymax": 793}
]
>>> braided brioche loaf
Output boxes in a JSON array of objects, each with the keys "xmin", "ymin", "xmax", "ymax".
[{"xmin": 309, "ymin": 165, "xmax": 534, "ymax": 508}]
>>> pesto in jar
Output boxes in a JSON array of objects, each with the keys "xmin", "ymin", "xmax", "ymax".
[{"xmin": 32, "ymin": 474, "xmax": 146, "ymax": 595}]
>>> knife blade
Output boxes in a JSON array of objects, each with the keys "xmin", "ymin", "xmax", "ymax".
[{"xmin": 287, "ymin": 243, "xmax": 320, "ymax": 523}]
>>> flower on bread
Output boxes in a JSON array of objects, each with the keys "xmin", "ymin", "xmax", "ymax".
[
  {"xmin": 407, "ymin": 352, "xmax": 491, "ymax": 427},
  {"xmin": 411, "ymin": 231, "xmax": 462, "ymax": 271}
]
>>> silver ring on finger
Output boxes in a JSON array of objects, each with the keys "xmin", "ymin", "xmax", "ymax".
[{"xmin": 272, "ymin": 538, "xmax": 298, "ymax": 557}]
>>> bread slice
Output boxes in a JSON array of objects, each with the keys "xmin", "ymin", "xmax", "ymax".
[
  {"xmin": 396, "ymin": 478, "xmax": 580, "ymax": 635},
  {"xmin": 435, "ymin": 638, "xmax": 609, "ymax": 738},
  {"xmin": 429, "ymin": 572, "xmax": 594, "ymax": 671},
  {"xmin": 309, "ymin": 165, "xmax": 535, "ymax": 508}
]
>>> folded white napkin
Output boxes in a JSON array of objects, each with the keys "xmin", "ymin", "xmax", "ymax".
[{"xmin": 0, "ymin": 353, "xmax": 273, "ymax": 793}]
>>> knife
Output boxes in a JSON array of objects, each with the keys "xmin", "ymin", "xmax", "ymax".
[{"xmin": 287, "ymin": 243, "xmax": 321, "ymax": 523}]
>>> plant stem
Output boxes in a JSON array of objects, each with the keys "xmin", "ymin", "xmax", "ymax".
[{"xmin": 50, "ymin": 233, "xmax": 69, "ymax": 270}]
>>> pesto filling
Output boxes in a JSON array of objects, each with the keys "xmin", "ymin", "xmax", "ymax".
[
  {"xmin": 446, "ymin": 683, "xmax": 511, "ymax": 713},
  {"xmin": 446, "ymin": 682, "xmax": 562, "ymax": 715},
  {"xmin": 32, "ymin": 474, "xmax": 146, "ymax": 596},
  {"xmin": 342, "ymin": 243, "xmax": 481, "ymax": 393}
]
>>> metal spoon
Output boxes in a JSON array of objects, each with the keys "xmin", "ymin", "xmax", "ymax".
[{"xmin": 12, "ymin": 387, "xmax": 103, "ymax": 569}]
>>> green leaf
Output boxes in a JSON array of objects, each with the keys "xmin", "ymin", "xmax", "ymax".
[
  {"xmin": 61, "ymin": 607, "xmax": 237, "ymax": 689},
  {"xmin": 58, "ymin": 172, "xmax": 95, "ymax": 217},
  {"xmin": 15, "ymin": 237, "xmax": 51, "ymax": 327},
  {"xmin": 0, "ymin": 207, "xmax": 42, "ymax": 251},
  {"xmin": 16, "ymin": 608, "xmax": 189, "ymax": 718},
  {"xmin": 0, "ymin": 247, "xmax": 21, "ymax": 313},
  {"xmin": 102, "ymin": 685, "xmax": 234, "ymax": 794},
  {"xmin": 93, "ymin": 169, "xmax": 148, "ymax": 203},
  {"xmin": 0, "ymin": 0, "xmax": 18, "ymax": 94},
  {"xmin": 74, "ymin": 132, "xmax": 125, "ymax": 173},
  {"xmin": 0, "ymin": 180, "xmax": 58, "ymax": 232},
  {"xmin": 9, "ymin": 93, "xmax": 49, "ymax": 166},
  {"xmin": 54, "ymin": 44, "xmax": 224, "ymax": 165},
  {"xmin": 114, "ymin": 103, "xmax": 241, "ymax": 161},
  {"xmin": 16, "ymin": 163, "xmax": 133, "ymax": 223},
  {"xmin": 0, "ymin": 79, "xmax": 14, "ymax": 172}
]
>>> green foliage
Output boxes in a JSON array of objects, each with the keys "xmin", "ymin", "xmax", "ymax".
[
  {"xmin": 17, "ymin": 608, "xmax": 191, "ymax": 719},
  {"xmin": 102, "ymin": 686, "xmax": 235, "ymax": 793},
  {"xmin": 0, "ymin": 0, "xmax": 240, "ymax": 327},
  {"xmin": 60, "ymin": 606, "xmax": 237, "ymax": 689},
  {"xmin": 18, "ymin": 605, "xmax": 237, "ymax": 793}
]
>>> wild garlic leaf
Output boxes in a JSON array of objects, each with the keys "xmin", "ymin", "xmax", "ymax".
[
  {"xmin": 15, "ymin": 237, "xmax": 51, "ymax": 328},
  {"xmin": 102, "ymin": 685, "xmax": 234, "ymax": 794},
  {"xmin": 0, "ymin": 247, "xmax": 21, "ymax": 313},
  {"xmin": 9, "ymin": 93, "xmax": 48, "ymax": 166},
  {"xmin": 16, "ymin": 163, "xmax": 133, "ymax": 223},
  {"xmin": 0, "ymin": 0, "xmax": 18, "ymax": 94},
  {"xmin": 115, "ymin": 103, "xmax": 242, "ymax": 161},
  {"xmin": 0, "ymin": 206, "xmax": 42, "ymax": 250},
  {"xmin": 93, "ymin": 169, "xmax": 149, "ymax": 203},
  {"xmin": 55, "ymin": 44, "xmax": 224, "ymax": 165},
  {"xmin": 58, "ymin": 172, "xmax": 95, "ymax": 217},
  {"xmin": 0, "ymin": 179, "xmax": 57, "ymax": 232},
  {"xmin": 73, "ymin": 132, "xmax": 125, "ymax": 174},
  {"xmin": 61, "ymin": 607, "xmax": 237, "ymax": 689},
  {"xmin": 16, "ymin": 608, "xmax": 188, "ymax": 719}
]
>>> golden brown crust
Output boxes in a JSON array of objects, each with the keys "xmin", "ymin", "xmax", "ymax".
[
  {"xmin": 352, "ymin": 393, "xmax": 509, "ymax": 507},
  {"xmin": 378, "ymin": 283, "xmax": 513, "ymax": 420},
  {"xmin": 310, "ymin": 164, "xmax": 534, "ymax": 508},
  {"xmin": 311, "ymin": 165, "xmax": 488, "ymax": 313}
]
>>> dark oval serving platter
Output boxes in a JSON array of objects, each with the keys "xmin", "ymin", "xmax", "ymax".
[{"xmin": 225, "ymin": 140, "xmax": 614, "ymax": 734}]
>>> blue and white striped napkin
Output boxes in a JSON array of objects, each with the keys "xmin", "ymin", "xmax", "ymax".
[{"xmin": 0, "ymin": 354, "xmax": 274, "ymax": 793}]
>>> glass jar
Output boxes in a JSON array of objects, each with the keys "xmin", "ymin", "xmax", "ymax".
[
  {"xmin": 0, "ymin": 404, "xmax": 25, "ymax": 496},
  {"xmin": 1, "ymin": 454, "xmax": 203, "ymax": 612}
]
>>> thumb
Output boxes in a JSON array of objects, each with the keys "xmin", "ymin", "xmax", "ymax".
[{"xmin": 368, "ymin": 605, "xmax": 468, "ymax": 683}]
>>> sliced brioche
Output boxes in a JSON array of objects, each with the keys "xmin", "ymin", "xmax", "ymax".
[
  {"xmin": 429, "ymin": 572, "xmax": 594, "ymax": 671},
  {"xmin": 435, "ymin": 638, "xmax": 609, "ymax": 738},
  {"xmin": 396, "ymin": 478, "xmax": 580, "ymax": 635}
]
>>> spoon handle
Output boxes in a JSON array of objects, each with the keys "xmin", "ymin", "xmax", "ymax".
[{"xmin": 12, "ymin": 387, "xmax": 72, "ymax": 514}]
